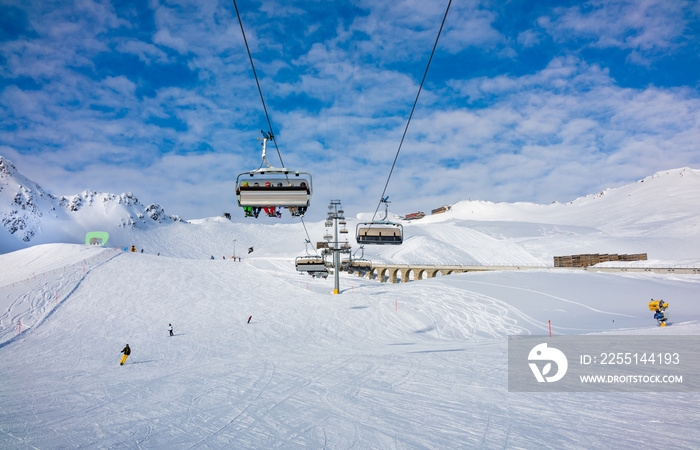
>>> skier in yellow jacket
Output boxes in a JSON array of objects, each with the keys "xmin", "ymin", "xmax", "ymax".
[{"xmin": 120, "ymin": 344, "xmax": 131, "ymax": 365}]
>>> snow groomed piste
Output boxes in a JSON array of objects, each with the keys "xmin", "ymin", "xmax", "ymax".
[{"xmin": 1, "ymin": 237, "xmax": 699, "ymax": 447}]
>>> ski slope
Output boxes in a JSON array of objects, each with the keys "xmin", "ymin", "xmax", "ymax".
[
  {"xmin": 1, "ymin": 167, "xmax": 700, "ymax": 447},
  {"xmin": 1, "ymin": 241, "xmax": 699, "ymax": 448}
]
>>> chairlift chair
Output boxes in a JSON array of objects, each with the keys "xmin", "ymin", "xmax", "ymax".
[
  {"xmin": 235, "ymin": 132, "xmax": 312, "ymax": 217},
  {"xmin": 347, "ymin": 258, "xmax": 372, "ymax": 269},
  {"xmin": 295, "ymin": 255, "xmax": 326, "ymax": 272},
  {"xmin": 356, "ymin": 222, "xmax": 403, "ymax": 245},
  {"xmin": 355, "ymin": 197, "xmax": 403, "ymax": 245}
]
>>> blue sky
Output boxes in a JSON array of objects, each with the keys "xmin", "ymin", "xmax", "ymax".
[{"xmin": 1, "ymin": 0, "xmax": 700, "ymax": 222}]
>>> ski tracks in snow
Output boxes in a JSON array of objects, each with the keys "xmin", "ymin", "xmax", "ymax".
[{"xmin": 0, "ymin": 248, "xmax": 120, "ymax": 347}]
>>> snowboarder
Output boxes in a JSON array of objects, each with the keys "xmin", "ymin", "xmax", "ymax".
[
  {"xmin": 247, "ymin": 315, "xmax": 252, "ymax": 324},
  {"xmin": 168, "ymin": 324, "xmax": 173, "ymax": 336},
  {"xmin": 120, "ymin": 344, "xmax": 131, "ymax": 365}
]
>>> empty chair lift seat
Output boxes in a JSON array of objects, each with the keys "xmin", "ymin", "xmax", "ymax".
[
  {"xmin": 356, "ymin": 223, "xmax": 403, "ymax": 245},
  {"xmin": 295, "ymin": 256, "xmax": 326, "ymax": 272}
]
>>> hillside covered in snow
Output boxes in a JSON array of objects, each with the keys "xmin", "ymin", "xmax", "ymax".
[
  {"xmin": 1, "ymin": 243, "xmax": 699, "ymax": 447},
  {"xmin": 1, "ymin": 158, "xmax": 699, "ymax": 447},
  {"xmin": 2, "ymin": 156, "xmax": 700, "ymax": 269}
]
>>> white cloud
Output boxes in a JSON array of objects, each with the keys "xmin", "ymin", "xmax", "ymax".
[
  {"xmin": 115, "ymin": 39, "xmax": 170, "ymax": 65},
  {"xmin": 2, "ymin": 0, "xmax": 700, "ymax": 222},
  {"xmin": 537, "ymin": 0, "xmax": 694, "ymax": 60}
]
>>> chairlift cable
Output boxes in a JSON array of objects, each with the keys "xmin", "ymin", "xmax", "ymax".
[
  {"xmin": 232, "ymin": 0, "xmax": 286, "ymax": 169},
  {"xmin": 370, "ymin": 0, "xmax": 452, "ymax": 223},
  {"xmin": 299, "ymin": 216, "xmax": 320, "ymax": 256}
]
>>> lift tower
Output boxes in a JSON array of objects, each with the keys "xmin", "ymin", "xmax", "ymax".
[{"xmin": 325, "ymin": 200, "xmax": 350, "ymax": 294}]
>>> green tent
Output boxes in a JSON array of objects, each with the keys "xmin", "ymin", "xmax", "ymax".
[{"xmin": 85, "ymin": 231, "xmax": 109, "ymax": 246}]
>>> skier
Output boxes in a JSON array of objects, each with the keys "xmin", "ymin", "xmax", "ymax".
[
  {"xmin": 168, "ymin": 324, "xmax": 173, "ymax": 336},
  {"xmin": 120, "ymin": 344, "xmax": 131, "ymax": 365},
  {"xmin": 247, "ymin": 315, "xmax": 252, "ymax": 324}
]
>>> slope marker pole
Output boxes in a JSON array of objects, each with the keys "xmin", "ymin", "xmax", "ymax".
[{"xmin": 549, "ymin": 320, "xmax": 552, "ymax": 337}]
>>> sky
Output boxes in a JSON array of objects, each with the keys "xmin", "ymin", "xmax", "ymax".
[{"xmin": 1, "ymin": 0, "xmax": 700, "ymax": 222}]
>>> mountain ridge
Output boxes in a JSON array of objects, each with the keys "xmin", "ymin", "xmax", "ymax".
[
  {"xmin": 0, "ymin": 156, "xmax": 183, "ymax": 253},
  {"xmin": 2, "ymin": 156, "xmax": 699, "ymax": 263}
]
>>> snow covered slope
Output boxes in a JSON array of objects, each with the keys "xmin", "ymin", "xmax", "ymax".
[
  {"xmin": 2, "ymin": 157, "xmax": 700, "ymax": 267},
  {"xmin": 0, "ymin": 242, "xmax": 699, "ymax": 448},
  {"xmin": 1, "ymin": 161, "xmax": 699, "ymax": 446}
]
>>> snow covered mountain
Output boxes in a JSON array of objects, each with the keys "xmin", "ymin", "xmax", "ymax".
[
  {"xmin": 0, "ymin": 157, "xmax": 183, "ymax": 253},
  {"xmin": 2, "ymin": 156, "xmax": 699, "ymax": 267},
  {"xmin": 1, "ymin": 163, "xmax": 699, "ymax": 448}
]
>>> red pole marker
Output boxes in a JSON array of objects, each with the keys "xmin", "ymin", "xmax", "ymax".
[
  {"xmin": 395, "ymin": 299, "xmax": 398, "ymax": 311},
  {"xmin": 549, "ymin": 320, "xmax": 552, "ymax": 337},
  {"xmin": 18, "ymin": 320, "xmax": 21, "ymax": 334}
]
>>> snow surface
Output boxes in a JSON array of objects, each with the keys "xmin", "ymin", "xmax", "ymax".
[
  {"xmin": 1, "ymin": 166, "xmax": 700, "ymax": 447},
  {"xmin": 1, "ymin": 221, "xmax": 700, "ymax": 447}
]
